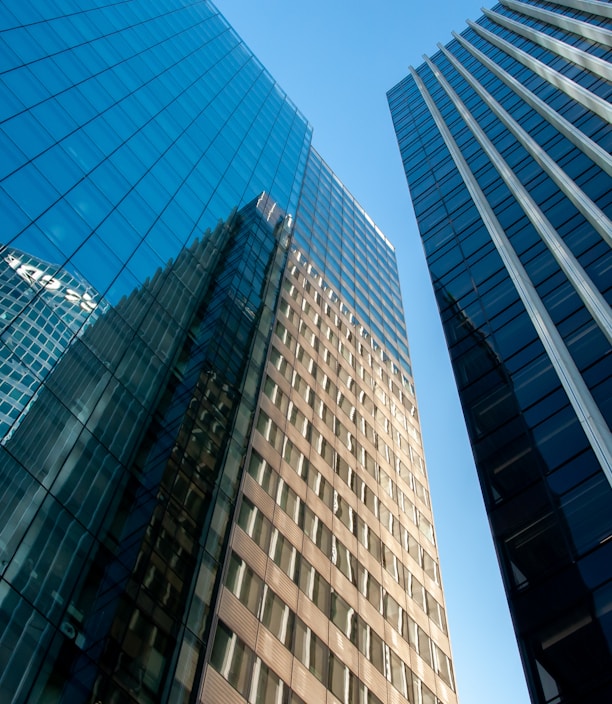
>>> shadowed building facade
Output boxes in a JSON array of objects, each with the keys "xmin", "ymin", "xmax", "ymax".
[
  {"xmin": 388, "ymin": 1, "xmax": 612, "ymax": 703},
  {"xmin": 0, "ymin": 2, "xmax": 456, "ymax": 703}
]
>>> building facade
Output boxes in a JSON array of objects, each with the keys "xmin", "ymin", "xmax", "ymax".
[
  {"xmin": 0, "ymin": 2, "xmax": 456, "ymax": 703},
  {"xmin": 388, "ymin": 1, "xmax": 611, "ymax": 703},
  {"xmin": 0, "ymin": 246, "xmax": 105, "ymax": 432}
]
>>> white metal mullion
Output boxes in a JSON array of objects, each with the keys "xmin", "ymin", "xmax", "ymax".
[
  {"xmin": 423, "ymin": 54, "xmax": 612, "ymax": 343},
  {"xmin": 408, "ymin": 65, "xmax": 612, "ymax": 487},
  {"xmin": 438, "ymin": 42, "xmax": 612, "ymax": 248},
  {"xmin": 548, "ymin": 0, "xmax": 612, "ymax": 20},
  {"xmin": 500, "ymin": 0, "xmax": 612, "ymax": 44},
  {"xmin": 467, "ymin": 19, "xmax": 612, "ymax": 123},
  {"xmin": 483, "ymin": 6, "xmax": 612, "ymax": 82},
  {"xmin": 452, "ymin": 30, "xmax": 612, "ymax": 176}
]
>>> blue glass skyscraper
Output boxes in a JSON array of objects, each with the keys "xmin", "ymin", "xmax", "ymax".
[
  {"xmin": 0, "ymin": 2, "xmax": 457, "ymax": 703},
  {"xmin": 389, "ymin": 1, "xmax": 611, "ymax": 703}
]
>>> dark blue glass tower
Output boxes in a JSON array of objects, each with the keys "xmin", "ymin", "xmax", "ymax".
[
  {"xmin": 388, "ymin": 2, "xmax": 612, "ymax": 703},
  {"xmin": 0, "ymin": 2, "xmax": 457, "ymax": 704}
]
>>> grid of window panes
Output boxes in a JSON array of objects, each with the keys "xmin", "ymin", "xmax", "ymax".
[
  {"xmin": 292, "ymin": 149, "xmax": 411, "ymax": 374},
  {"xmin": 0, "ymin": 2, "xmax": 314, "ymax": 702},
  {"xmin": 0, "ymin": 196, "xmax": 291, "ymax": 703},
  {"xmin": 0, "ymin": 247, "xmax": 105, "ymax": 431},
  {"xmin": 203, "ymin": 248, "xmax": 457, "ymax": 704},
  {"xmin": 0, "ymin": 0, "xmax": 312, "ymax": 441},
  {"xmin": 388, "ymin": 1, "xmax": 612, "ymax": 702},
  {"xmin": 0, "ymin": 2, "xmax": 463, "ymax": 704}
]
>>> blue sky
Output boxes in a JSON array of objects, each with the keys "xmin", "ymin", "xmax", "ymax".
[{"xmin": 217, "ymin": 2, "xmax": 531, "ymax": 703}]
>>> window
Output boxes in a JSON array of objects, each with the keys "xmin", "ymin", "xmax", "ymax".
[
  {"xmin": 299, "ymin": 562, "xmax": 330, "ymax": 614},
  {"xmin": 225, "ymin": 552, "xmax": 262, "ymax": 614},
  {"xmin": 328, "ymin": 654, "xmax": 358, "ymax": 704},
  {"xmin": 210, "ymin": 622, "xmax": 252, "ymax": 697},
  {"xmin": 294, "ymin": 620, "xmax": 327, "ymax": 682},
  {"xmin": 330, "ymin": 592, "xmax": 357, "ymax": 644},
  {"xmin": 260, "ymin": 585, "xmax": 294, "ymax": 646},
  {"xmin": 269, "ymin": 529, "xmax": 299, "ymax": 580},
  {"xmin": 237, "ymin": 498, "xmax": 270, "ymax": 550}
]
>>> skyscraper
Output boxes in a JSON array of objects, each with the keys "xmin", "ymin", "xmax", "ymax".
[
  {"xmin": 388, "ymin": 1, "xmax": 611, "ymax": 703},
  {"xmin": 1, "ymin": 246, "xmax": 105, "ymax": 432},
  {"xmin": 0, "ymin": 2, "xmax": 456, "ymax": 703}
]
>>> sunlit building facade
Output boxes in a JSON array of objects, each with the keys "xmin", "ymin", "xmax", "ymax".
[
  {"xmin": 388, "ymin": 1, "xmax": 612, "ymax": 703},
  {"xmin": 0, "ymin": 2, "xmax": 456, "ymax": 703}
]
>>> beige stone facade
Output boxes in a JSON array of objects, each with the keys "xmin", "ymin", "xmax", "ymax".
[{"xmin": 201, "ymin": 247, "xmax": 458, "ymax": 704}]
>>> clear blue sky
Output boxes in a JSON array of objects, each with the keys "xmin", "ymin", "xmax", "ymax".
[{"xmin": 217, "ymin": 2, "xmax": 531, "ymax": 703}]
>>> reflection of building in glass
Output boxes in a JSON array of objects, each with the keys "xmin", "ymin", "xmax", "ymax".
[
  {"xmin": 388, "ymin": 2, "xmax": 612, "ymax": 703},
  {"xmin": 0, "ymin": 248, "xmax": 103, "ymax": 434},
  {"xmin": 1, "ymin": 3, "xmax": 456, "ymax": 704}
]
